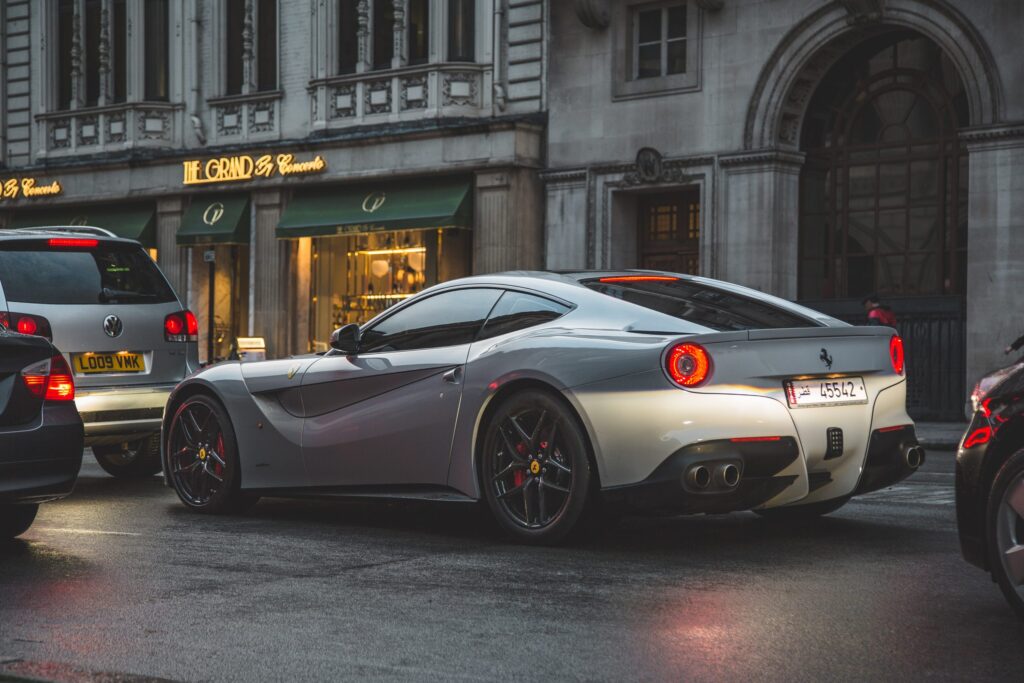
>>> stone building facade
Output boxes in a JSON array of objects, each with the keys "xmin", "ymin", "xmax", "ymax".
[
  {"xmin": 544, "ymin": 0, "xmax": 1023, "ymax": 419},
  {"xmin": 0, "ymin": 0, "xmax": 547, "ymax": 360}
]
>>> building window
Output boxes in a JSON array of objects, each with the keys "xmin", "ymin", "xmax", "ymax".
[
  {"xmin": 373, "ymin": 0, "xmax": 395, "ymax": 70},
  {"xmin": 638, "ymin": 190, "xmax": 701, "ymax": 275},
  {"xmin": 634, "ymin": 3, "xmax": 686, "ymax": 79},
  {"xmin": 144, "ymin": 0, "xmax": 169, "ymax": 101},
  {"xmin": 225, "ymin": 0, "xmax": 245, "ymax": 94},
  {"xmin": 408, "ymin": 0, "xmax": 430, "ymax": 65},
  {"xmin": 53, "ymin": 0, "xmax": 171, "ymax": 110},
  {"xmin": 256, "ymin": 0, "xmax": 278, "ymax": 90},
  {"xmin": 448, "ymin": 0, "xmax": 475, "ymax": 63},
  {"xmin": 338, "ymin": 0, "xmax": 359, "ymax": 74}
]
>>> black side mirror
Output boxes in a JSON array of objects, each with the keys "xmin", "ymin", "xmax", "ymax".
[{"xmin": 330, "ymin": 324, "xmax": 361, "ymax": 355}]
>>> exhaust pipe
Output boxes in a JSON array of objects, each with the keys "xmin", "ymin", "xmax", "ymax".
[
  {"xmin": 687, "ymin": 465, "xmax": 711, "ymax": 490},
  {"xmin": 904, "ymin": 445, "xmax": 925, "ymax": 469},
  {"xmin": 715, "ymin": 463, "xmax": 741, "ymax": 489}
]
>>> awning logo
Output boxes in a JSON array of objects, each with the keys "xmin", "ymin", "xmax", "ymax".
[
  {"xmin": 203, "ymin": 202, "xmax": 226, "ymax": 225},
  {"xmin": 362, "ymin": 192, "xmax": 387, "ymax": 214}
]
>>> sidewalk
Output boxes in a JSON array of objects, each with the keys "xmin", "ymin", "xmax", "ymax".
[{"xmin": 915, "ymin": 421, "xmax": 968, "ymax": 451}]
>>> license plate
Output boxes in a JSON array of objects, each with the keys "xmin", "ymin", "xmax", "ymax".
[
  {"xmin": 73, "ymin": 352, "xmax": 146, "ymax": 374},
  {"xmin": 785, "ymin": 376, "xmax": 867, "ymax": 408}
]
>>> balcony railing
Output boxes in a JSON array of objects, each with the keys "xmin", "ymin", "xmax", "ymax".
[
  {"xmin": 308, "ymin": 63, "xmax": 491, "ymax": 130},
  {"xmin": 35, "ymin": 102, "xmax": 184, "ymax": 157}
]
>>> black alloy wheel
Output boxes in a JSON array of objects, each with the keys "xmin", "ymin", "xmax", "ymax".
[
  {"xmin": 167, "ymin": 394, "xmax": 257, "ymax": 514},
  {"xmin": 0, "ymin": 503, "xmax": 39, "ymax": 539},
  {"xmin": 987, "ymin": 448, "xmax": 1024, "ymax": 620},
  {"xmin": 481, "ymin": 390, "xmax": 592, "ymax": 544},
  {"xmin": 93, "ymin": 435, "xmax": 162, "ymax": 478}
]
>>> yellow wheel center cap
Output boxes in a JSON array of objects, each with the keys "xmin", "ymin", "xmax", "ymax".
[
  {"xmin": 198, "ymin": 447, "xmax": 207, "ymax": 461},
  {"xmin": 529, "ymin": 460, "xmax": 541, "ymax": 475}
]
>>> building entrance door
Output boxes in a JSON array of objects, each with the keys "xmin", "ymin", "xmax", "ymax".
[{"xmin": 637, "ymin": 189, "xmax": 701, "ymax": 274}]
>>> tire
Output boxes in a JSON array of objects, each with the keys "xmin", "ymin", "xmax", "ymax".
[
  {"xmin": 480, "ymin": 389, "xmax": 593, "ymax": 545},
  {"xmin": 166, "ymin": 394, "xmax": 258, "ymax": 515},
  {"xmin": 93, "ymin": 435, "xmax": 162, "ymax": 479},
  {"xmin": 985, "ymin": 448, "xmax": 1024, "ymax": 620},
  {"xmin": 754, "ymin": 495, "xmax": 850, "ymax": 521},
  {"xmin": 0, "ymin": 503, "xmax": 39, "ymax": 539}
]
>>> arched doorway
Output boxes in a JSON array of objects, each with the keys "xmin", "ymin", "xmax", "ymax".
[{"xmin": 797, "ymin": 31, "xmax": 969, "ymax": 420}]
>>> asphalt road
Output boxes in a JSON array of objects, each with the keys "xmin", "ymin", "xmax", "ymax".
[{"xmin": 2, "ymin": 451, "xmax": 1022, "ymax": 683}]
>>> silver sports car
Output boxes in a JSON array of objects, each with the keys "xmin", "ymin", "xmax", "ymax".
[{"xmin": 161, "ymin": 271, "xmax": 923, "ymax": 543}]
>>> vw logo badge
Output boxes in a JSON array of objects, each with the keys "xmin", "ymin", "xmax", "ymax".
[{"xmin": 103, "ymin": 314, "xmax": 124, "ymax": 338}]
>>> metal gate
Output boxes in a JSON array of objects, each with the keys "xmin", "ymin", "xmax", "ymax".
[{"xmin": 800, "ymin": 296, "xmax": 966, "ymax": 421}]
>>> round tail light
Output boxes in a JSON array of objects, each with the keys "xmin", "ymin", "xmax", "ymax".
[
  {"xmin": 889, "ymin": 335, "xmax": 905, "ymax": 375},
  {"xmin": 666, "ymin": 342, "xmax": 712, "ymax": 387},
  {"xmin": 16, "ymin": 316, "xmax": 38, "ymax": 335}
]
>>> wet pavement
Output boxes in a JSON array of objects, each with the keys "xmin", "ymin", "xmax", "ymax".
[{"xmin": 1, "ymin": 452, "xmax": 1022, "ymax": 682}]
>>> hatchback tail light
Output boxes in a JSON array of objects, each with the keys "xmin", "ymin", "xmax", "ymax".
[
  {"xmin": 21, "ymin": 354, "xmax": 75, "ymax": 402},
  {"xmin": 165, "ymin": 310, "xmax": 198, "ymax": 343},
  {"xmin": 889, "ymin": 335, "xmax": 905, "ymax": 375},
  {"xmin": 665, "ymin": 342, "xmax": 712, "ymax": 388},
  {"xmin": 0, "ymin": 311, "xmax": 53, "ymax": 341}
]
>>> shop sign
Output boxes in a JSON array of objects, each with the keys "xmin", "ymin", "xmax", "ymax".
[
  {"xmin": 0, "ymin": 177, "xmax": 63, "ymax": 200},
  {"xmin": 182, "ymin": 153, "xmax": 327, "ymax": 186}
]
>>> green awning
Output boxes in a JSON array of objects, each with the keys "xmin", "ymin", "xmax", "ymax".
[
  {"xmin": 10, "ymin": 204, "xmax": 157, "ymax": 248},
  {"xmin": 177, "ymin": 195, "xmax": 251, "ymax": 246},
  {"xmin": 277, "ymin": 177, "xmax": 472, "ymax": 238}
]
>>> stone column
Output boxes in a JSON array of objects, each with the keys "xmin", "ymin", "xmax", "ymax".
[
  {"xmin": 718, "ymin": 150, "xmax": 804, "ymax": 299},
  {"xmin": 156, "ymin": 197, "xmax": 187, "ymax": 296},
  {"xmin": 473, "ymin": 167, "xmax": 544, "ymax": 274},
  {"xmin": 963, "ymin": 126, "xmax": 1024, "ymax": 391},
  {"xmin": 252, "ymin": 190, "xmax": 291, "ymax": 358}
]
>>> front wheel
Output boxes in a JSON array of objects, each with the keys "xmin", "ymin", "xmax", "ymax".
[
  {"xmin": 754, "ymin": 496, "xmax": 849, "ymax": 521},
  {"xmin": 93, "ymin": 435, "xmax": 162, "ymax": 478},
  {"xmin": 0, "ymin": 503, "xmax": 39, "ymax": 539},
  {"xmin": 986, "ymin": 449, "xmax": 1024, "ymax": 620},
  {"xmin": 167, "ymin": 394, "xmax": 258, "ymax": 515},
  {"xmin": 480, "ymin": 390, "xmax": 593, "ymax": 545}
]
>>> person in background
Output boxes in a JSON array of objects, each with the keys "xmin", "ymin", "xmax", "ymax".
[{"xmin": 862, "ymin": 293, "xmax": 897, "ymax": 327}]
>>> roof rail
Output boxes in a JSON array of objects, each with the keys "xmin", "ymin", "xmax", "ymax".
[{"xmin": 25, "ymin": 225, "xmax": 119, "ymax": 238}]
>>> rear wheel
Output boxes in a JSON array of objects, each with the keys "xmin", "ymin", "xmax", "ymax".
[
  {"xmin": 480, "ymin": 390, "xmax": 593, "ymax": 545},
  {"xmin": 93, "ymin": 435, "xmax": 162, "ymax": 479},
  {"xmin": 754, "ymin": 496, "xmax": 849, "ymax": 521},
  {"xmin": 167, "ymin": 394, "xmax": 257, "ymax": 515},
  {"xmin": 0, "ymin": 503, "xmax": 39, "ymax": 539},
  {"xmin": 986, "ymin": 449, "xmax": 1024, "ymax": 620}
]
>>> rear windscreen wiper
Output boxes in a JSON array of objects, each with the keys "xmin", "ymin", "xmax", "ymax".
[{"xmin": 98, "ymin": 287, "xmax": 157, "ymax": 303}]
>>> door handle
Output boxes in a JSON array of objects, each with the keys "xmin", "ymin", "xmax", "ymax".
[{"xmin": 442, "ymin": 367, "xmax": 461, "ymax": 384}]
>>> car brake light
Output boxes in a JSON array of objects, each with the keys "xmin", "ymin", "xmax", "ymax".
[
  {"xmin": 20, "ymin": 354, "xmax": 75, "ymax": 401},
  {"xmin": 1, "ymin": 312, "xmax": 53, "ymax": 341},
  {"xmin": 731, "ymin": 436, "xmax": 782, "ymax": 442},
  {"xmin": 599, "ymin": 275, "xmax": 679, "ymax": 283},
  {"xmin": 165, "ymin": 311, "xmax": 198, "ymax": 342},
  {"xmin": 48, "ymin": 237, "xmax": 98, "ymax": 248},
  {"xmin": 665, "ymin": 342, "xmax": 711, "ymax": 387},
  {"xmin": 889, "ymin": 335, "xmax": 905, "ymax": 375}
]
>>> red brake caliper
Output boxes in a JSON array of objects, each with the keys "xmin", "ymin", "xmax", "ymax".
[
  {"xmin": 215, "ymin": 434, "xmax": 225, "ymax": 476},
  {"xmin": 513, "ymin": 441, "xmax": 527, "ymax": 486}
]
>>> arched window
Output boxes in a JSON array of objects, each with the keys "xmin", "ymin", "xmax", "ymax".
[{"xmin": 798, "ymin": 32, "xmax": 968, "ymax": 300}]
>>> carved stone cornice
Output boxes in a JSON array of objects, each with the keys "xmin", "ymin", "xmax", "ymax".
[
  {"xmin": 694, "ymin": 0, "xmax": 725, "ymax": 10},
  {"xmin": 719, "ymin": 149, "xmax": 806, "ymax": 168},
  {"xmin": 959, "ymin": 124, "xmax": 1024, "ymax": 143},
  {"xmin": 838, "ymin": 0, "xmax": 885, "ymax": 24},
  {"xmin": 539, "ymin": 168, "xmax": 587, "ymax": 184},
  {"xmin": 574, "ymin": 0, "xmax": 609, "ymax": 30}
]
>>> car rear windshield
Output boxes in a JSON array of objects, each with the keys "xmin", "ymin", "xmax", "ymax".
[
  {"xmin": 0, "ymin": 242, "xmax": 176, "ymax": 305},
  {"xmin": 584, "ymin": 277, "xmax": 818, "ymax": 331}
]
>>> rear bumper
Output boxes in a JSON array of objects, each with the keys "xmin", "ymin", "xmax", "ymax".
[
  {"xmin": 601, "ymin": 438, "xmax": 802, "ymax": 514},
  {"xmin": 0, "ymin": 403, "xmax": 84, "ymax": 503},
  {"xmin": 76, "ymin": 383, "xmax": 175, "ymax": 445}
]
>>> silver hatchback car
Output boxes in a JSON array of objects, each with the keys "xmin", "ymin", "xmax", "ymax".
[{"xmin": 0, "ymin": 227, "xmax": 198, "ymax": 477}]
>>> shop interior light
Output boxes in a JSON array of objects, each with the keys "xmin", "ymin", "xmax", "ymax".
[
  {"xmin": 352, "ymin": 247, "xmax": 428, "ymax": 256},
  {"xmin": 360, "ymin": 293, "xmax": 416, "ymax": 300}
]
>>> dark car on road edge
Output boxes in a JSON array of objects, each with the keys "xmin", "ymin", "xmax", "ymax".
[
  {"xmin": 957, "ymin": 360, "xmax": 1024, "ymax": 618},
  {"xmin": 0, "ymin": 327, "xmax": 83, "ymax": 539}
]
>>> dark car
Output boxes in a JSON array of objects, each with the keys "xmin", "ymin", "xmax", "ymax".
[
  {"xmin": 0, "ymin": 326, "xmax": 84, "ymax": 539},
  {"xmin": 956, "ymin": 360, "xmax": 1024, "ymax": 618}
]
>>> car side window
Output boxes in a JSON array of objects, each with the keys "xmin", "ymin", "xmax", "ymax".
[
  {"xmin": 359, "ymin": 288, "xmax": 502, "ymax": 353},
  {"xmin": 478, "ymin": 291, "xmax": 571, "ymax": 341}
]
